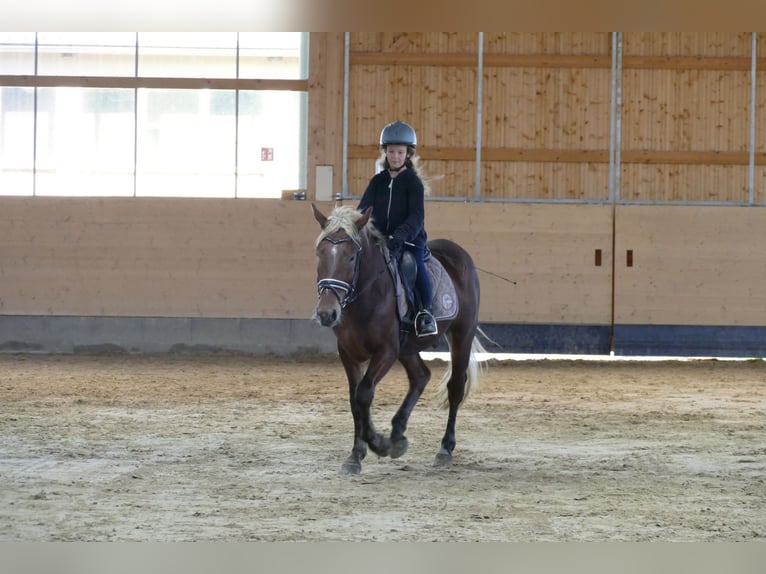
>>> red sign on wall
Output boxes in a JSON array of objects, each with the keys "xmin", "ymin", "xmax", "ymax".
[{"xmin": 261, "ymin": 147, "xmax": 274, "ymax": 161}]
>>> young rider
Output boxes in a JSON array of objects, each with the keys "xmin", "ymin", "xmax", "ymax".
[{"xmin": 358, "ymin": 120, "xmax": 438, "ymax": 337}]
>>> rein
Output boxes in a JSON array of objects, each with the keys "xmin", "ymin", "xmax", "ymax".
[{"xmin": 316, "ymin": 233, "xmax": 386, "ymax": 309}]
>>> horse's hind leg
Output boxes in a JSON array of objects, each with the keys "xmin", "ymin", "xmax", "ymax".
[
  {"xmin": 435, "ymin": 331, "xmax": 473, "ymax": 467},
  {"xmin": 389, "ymin": 353, "xmax": 431, "ymax": 459}
]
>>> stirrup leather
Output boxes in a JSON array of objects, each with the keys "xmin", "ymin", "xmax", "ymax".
[{"xmin": 415, "ymin": 310, "xmax": 438, "ymax": 337}]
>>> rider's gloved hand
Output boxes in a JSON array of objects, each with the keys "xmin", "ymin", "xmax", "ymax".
[{"xmin": 387, "ymin": 235, "xmax": 404, "ymax": 261}]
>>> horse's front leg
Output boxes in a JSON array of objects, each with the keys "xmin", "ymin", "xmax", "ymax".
[
  {"xmin": 389, "ymin": 353, "xmax": 431, "ymax": 459},
  {"xmin": 337, "ymin": 347, "xmax": 396, "ymax": 474},
  {"xmin": 338, "ymin": 350, "xmax": 367, "ymax": 475},
  {"xmin": 354, "ymin": 352, "xmax": 397, "ymax": 458}
]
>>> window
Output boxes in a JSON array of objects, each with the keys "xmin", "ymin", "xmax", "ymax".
[
  {"xmin": 35, "ymin": 87, "xmax": 136, "ymax": 196},
  {"xmin": 137, "ymin": 33, "xmax": 237, "ymax": 79},
  {"xmin": 37, "ymin": 32, "xmax": 138, "ymax": 77},
  {"xmin": 0, "ymin": 32, "xmax": 308, "ymax": 198},
  {"xmin": 0, "ymin": 87, "xmax": 35, "ymax": 195}
]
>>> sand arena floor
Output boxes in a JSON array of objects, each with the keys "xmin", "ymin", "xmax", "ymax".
[{"xmin": 1, "ymin": 353, "xmax": 764, "ymax": 541}]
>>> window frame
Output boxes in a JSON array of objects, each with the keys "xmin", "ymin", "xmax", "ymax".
[{"xmin": 0, "ymin": 32, "xmax": 309, "ymax": 198}]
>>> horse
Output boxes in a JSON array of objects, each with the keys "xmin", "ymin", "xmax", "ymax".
[{"xmin": 311, "ymin": 203, "xmax": 486, "ymax": 475}]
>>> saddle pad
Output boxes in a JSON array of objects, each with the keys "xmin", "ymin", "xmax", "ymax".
[
  {"xmin": 388, "ymin": 250, "xmax": 459, "ymax": 322},
  {"xmin": 427, "ymin": 256, "xmax": 459, "ymax": 320}
]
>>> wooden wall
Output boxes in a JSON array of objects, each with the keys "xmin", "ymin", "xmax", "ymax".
[
  {"xmin": 621, "ymin": 32, "xmax": 755, "ymax": 203},
  {"xmin": 0, "ymin": 197, "xmax": 612, "ymax": 325},
  {"xmin": 4, "ymin": 33, "xmax": 766, "ymax": 355},
  {"xmin": 5, "ymin": 198, "xmax": 766, "ymax": 332},
  {"xmin": 427, "ymin": 202, "xmax": 613, "ymax": 325},
  {"xmin": 307, "ymin": 33, "xmax": 345, "ymax": 197},
  {"xmin": 615, "ymin": 205, "xmax": 766, "ymax": 326},
  {"xmin": 346, "ymin": 32, "xmax": 479, "ymax": 197},
  {"xmin": 0, "ymin": 198, "xmax": 322, "ymax": 319},
  {"xmin": 481, "ymin": 33, "xmax": 613, "ymax": 201},
  {"xmin": 339, "ymin": 32, "xmax": 766, "ymax": 203}
]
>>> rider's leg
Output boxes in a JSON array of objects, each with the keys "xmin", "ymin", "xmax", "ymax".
[{"xmin": 412, "ymin": 247, "xmax": 437, "ymax": 336}]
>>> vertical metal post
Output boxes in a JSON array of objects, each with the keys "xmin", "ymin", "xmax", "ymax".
[
  {"xmin": 341, "ymin": 32, "xmax": 350, "ymax": 197},
  {"xmin": 298, "ymin": 33, "xmax": 310, "ymax": 195},
  {"xmin": 474, "ymin": 32, "xmax": 484, "ymax": 199},
  {"xmin": 613, "ymin": 32, "xmax": 623, "ymax": 203},
  {"xmin": 608, "ymin": 32, "xmax": 618, "ymax": 204},
  {"xmin": 32, "ymin": 32, "xmax": 39, "ymax": 197},
  {"xmin": 607, "ymin": 32, "xmax": 622, "ymax": 355},
  {"xmin": 133, "ymin": 32, "xmax": 139, "ymax": 197},
  {"xmin": 749, "ymin": 32, "xmax": 757, "ymax": 205},
  {"xmin": 234, "ymin": 33, "xmax": 240, "ymax": 198}
]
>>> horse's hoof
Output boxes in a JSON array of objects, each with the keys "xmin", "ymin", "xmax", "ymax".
[
  {"xmin": 390, "ymin": 437, "xmax": 409, "ymax": 459},
  {"xmin": 369, "ymin": 436, "xmax": 391, "ymax": 458},
  {"xmin": 433, "ymin": 450, "xmax": 452, "ymax": 467},
  {"xmin": 340, "ymin": 460, "xmax": 362, "ymax": 475}
]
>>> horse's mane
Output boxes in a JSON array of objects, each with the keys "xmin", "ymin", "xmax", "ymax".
[{"xmin": 316, "ymin": 205, "xmax": 384, "ymax": 247}]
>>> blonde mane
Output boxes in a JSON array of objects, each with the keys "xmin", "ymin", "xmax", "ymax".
[{"xmin": 315, "ymin": 204, "xmax": 384, "ymax": 247}]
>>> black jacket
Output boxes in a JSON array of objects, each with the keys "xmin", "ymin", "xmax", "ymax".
[{"xmin": 358, "ymin": 168, "xmax": 427, "ymax": 248}]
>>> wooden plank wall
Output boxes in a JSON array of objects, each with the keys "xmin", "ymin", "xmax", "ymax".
[
  {"xmin": 0, "ymin": 197, "xmax": 611, "ymax": 325},
  {"xmin": 620, "ymin": 32, "xmax": 755, "ymax": 203},
  {"xmin": 0, "ymin": 198, "xmax": 323, "ymax": 320},
  {"xmin": 346, "ymin": 32, "xmax": 615, "ymax": 200},
  {"xmin": 307, "ymin": 33, "xmax": 345, "ymax": 197},
  {"xmin": 615, "ymin": 205, "xmax": 766, "ymax": 325},
  {"xmin": 427, "ymin": 202, "xmax": 614, "ymax": 325},
  {"xmin": 346, "ymin": 32, "xmax": 479, "ymax": 197},
  {"xmin": 338, "ymin": 32, "xmax": 765, "ymax": 203},
  {"xmin": 482, "ymin": 33, "xmax": 612, "ymax": 201},
  {"xmin": 4, "ymin": 33, "xmax": 766, "ymax": 345},
  {"xmin": 5, "ymin": 198, "xmax": 766, "ymax": 329}
]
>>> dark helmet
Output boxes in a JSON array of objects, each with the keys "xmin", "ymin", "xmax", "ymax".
[{"xmin": 380, "ymin": 121, "xmax": 417, "ymax": 148}]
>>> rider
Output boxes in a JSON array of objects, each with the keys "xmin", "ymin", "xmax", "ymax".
[{"xmin": 358, "ymin": 120, "xmax": 438, "ymax": 337}]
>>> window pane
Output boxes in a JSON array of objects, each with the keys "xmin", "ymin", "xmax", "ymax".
[
  {"xmin": 238, "ymin": 32, "xmax": 307, "ymax": 80},
  {"xmin": 237, "ymin": 90, "xmax": 306, "ymax": 198},
  {"xmin": 137, "ymin": 33, "xmax": 237, "ymax": 78},
  {"xmin": 37, "ymin": 32, "xmax": 137, "ymax": 77},
  {"xmin": 0, "ymin": 87, "xmax": 35, "ymax": 195},
  {"xmin": 0, "ymin": 33, "xmax": 309, "ymax": 198},
  {"xmin": 136, "ymin": 88, "xmax": 236, "ymax": 197},
  {"xmin": 0, "ymin": 32, "xmax": 36, "ymax": 75},
  {"xmin": 35, "ymin": 88, "xmax": 136, "ymax": 196}
]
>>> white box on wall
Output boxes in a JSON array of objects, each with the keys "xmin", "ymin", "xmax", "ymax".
[{"xmin": 315, "ymin": 165, "xmax": 333, "ymax": 201}]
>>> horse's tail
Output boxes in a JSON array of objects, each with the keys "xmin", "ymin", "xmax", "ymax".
[{"xmin": 433, "ymin": 331, "xmax": 489, "ymax": 410}]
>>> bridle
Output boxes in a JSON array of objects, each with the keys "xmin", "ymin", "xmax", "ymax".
[{"xmin": 316, "ymin": 234, "xmax": 363, "ymax": 309}]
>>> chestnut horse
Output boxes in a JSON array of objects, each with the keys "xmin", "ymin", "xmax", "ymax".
[{"xmin": 312, "ymin": 203, "xmax": 486, "ymax": 475}]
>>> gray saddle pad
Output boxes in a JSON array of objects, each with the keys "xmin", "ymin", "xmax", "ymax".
[{"xmin": 386, "ymin": 249, "xmax": 459, "ymax": 322}]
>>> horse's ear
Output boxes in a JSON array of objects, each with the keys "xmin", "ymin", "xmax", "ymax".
[
  {"xmin": 356, "ymin": 206, "xmax": 372, "ymax": 231},
  {"xmin": 311, "ymin": 203, "xmax": 327, "ymax": 228}
]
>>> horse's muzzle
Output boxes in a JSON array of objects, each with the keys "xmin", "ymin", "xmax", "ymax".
[
  {"xmin": 314, "ymin": 302, "xmax": 340, "ymax": 328},
  {"xmin": 316, "ymin": 309, "xmax": 338, "ymax": 327}
]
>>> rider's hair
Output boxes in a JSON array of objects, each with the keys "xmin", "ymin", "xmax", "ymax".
[{"xmin": 377, "ymin": 149, "xmax": 437, "ymax": 195}]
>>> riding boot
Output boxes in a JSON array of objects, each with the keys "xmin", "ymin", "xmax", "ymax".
[{"xmin": 415, "ymin": 306, "xmax": 438, "ymax": 337}]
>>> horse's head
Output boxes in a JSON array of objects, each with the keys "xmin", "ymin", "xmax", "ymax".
[{"xmin": 311, "ymin": 204, "xmax": 373, "ymax": 328}]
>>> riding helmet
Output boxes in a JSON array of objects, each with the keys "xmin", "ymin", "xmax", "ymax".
[{"xmin": 380, "ymin": 121, "xmax": 417, "ymax": 148}]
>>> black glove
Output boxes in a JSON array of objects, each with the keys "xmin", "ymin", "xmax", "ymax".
[{"xmin": 387, "ymin": 236, "xmax": 404, "ymax": 261}]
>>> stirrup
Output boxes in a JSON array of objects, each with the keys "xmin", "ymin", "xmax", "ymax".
[{"xmin": 415, "ymin": 310, "xmax": 438, "ymax": 337}]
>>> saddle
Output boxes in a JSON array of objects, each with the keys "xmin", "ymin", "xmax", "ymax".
[{"xmin": 385, "ymin": 247, "xmax": 459, "ymax": 339}]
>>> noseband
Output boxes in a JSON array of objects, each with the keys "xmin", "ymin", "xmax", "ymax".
[{"xmin": 316, "ymin": 234, "xmax": 363, "ymax": 309}]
